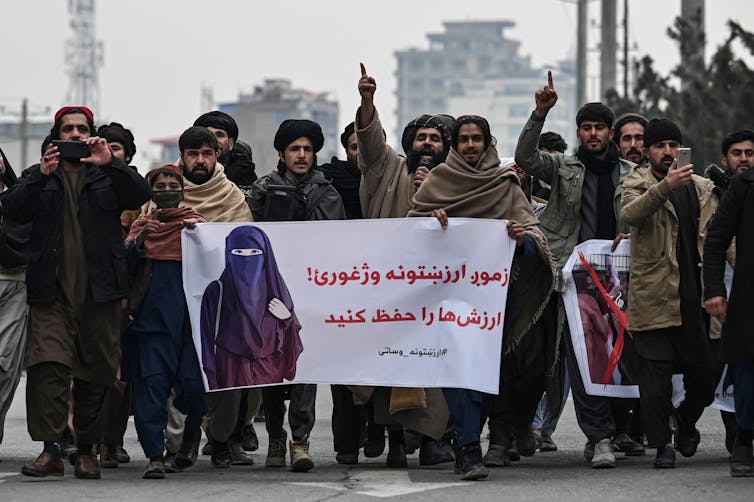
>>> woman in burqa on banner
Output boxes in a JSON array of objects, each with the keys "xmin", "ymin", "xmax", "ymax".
[{"xmin": 200, "ymin": 225, "xmax": 302, "ymax": 390}]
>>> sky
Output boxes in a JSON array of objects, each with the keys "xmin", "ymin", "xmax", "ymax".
[{"xmin": 1, "ymin": 0, "xmax": 751, "ymax": 167}]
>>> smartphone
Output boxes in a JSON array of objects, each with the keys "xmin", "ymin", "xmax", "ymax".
[
  {"xmin": 52, "ymin": 140, "xmax": 90, "ymax": 161},
  {"xmin": 677, "ymin": 147, "xmax": 692, "ymax": 168}
]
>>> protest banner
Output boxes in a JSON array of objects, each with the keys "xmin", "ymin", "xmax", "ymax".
[{"xmin": 182, "ymin": 218, "xmax": 515, "ymax": 393}]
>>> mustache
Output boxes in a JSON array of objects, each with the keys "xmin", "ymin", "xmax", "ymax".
[
  {"xmin": 662, "ymin": 155, "xmax": 674, "ymax": 163},
  {"xmin": 626, "ymin": 148, "xmax": 642, "ymax": 156}
]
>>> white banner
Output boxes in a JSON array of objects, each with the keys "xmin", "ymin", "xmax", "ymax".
[{"xmin": 182, "ymin": 218, "xmax": 515, "ymax": 394}]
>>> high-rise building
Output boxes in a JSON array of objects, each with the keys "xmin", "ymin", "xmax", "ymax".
[
  {"xmin": 394, "ymin": 20, "xmax": 576, "ymax": 157},
  {"xmin": 218, "ymin": 79, "xmax": 339, "ymax": 177}
]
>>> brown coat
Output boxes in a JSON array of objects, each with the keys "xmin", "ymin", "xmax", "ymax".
[{"xmin": 620, "ymin": 166, "xmax": 718, "ymax": 332}]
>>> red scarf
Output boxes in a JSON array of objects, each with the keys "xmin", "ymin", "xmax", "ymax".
[{"xmin": 126, "ymin": 207, "xmax": 206, "ymax": 261}]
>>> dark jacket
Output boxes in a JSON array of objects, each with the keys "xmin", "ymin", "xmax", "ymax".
[
  {"xmin": 249, "ymin": 169, "xmax": 346, "ymax": 222},
  {"xmin": 703, "ymin": 168, "xmax": 754, "ymax": 363},
  {"xmin": 321, "ymin": 157, "xmax": 363, "ymax": 219},
  {"xmin": 2, "ymin": 158, "xmax": 151, "ymax": 304},
  {"xmin": 224, "ymin": 140, "xmax": 257, "ymax": 187}
]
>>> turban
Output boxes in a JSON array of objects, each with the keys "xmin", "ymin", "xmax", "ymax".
[
  {"xmin": 194, "ymin": 111, "xmax": 239, "ymax": 141},
  {"xmin": 576, "ymin": 102, "xmax": 614, "ymax": 128},
  {"xmin": 643, "ymin": 118, "xmax": 683, "ymax": 148},
  {"xmin": 400, "ymin": 114, "xmax": 454, "ymax": 156},
  {"xmin": 146, "ymin": 164, "xmax": 184, "ymax": 187},
  {"xmin": 274, "ymin": 119, "xmax": 324, "ymax": 153},
  {"xmin": 98, "ymin": 122, "xmax": 136, "ymax": 159},
  {"xmin": 54, "ymin": 106, "xmax": 94, "ymax": 123}
]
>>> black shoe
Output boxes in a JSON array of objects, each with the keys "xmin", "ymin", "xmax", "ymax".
[
  {"xmin": 210, "ymin": 439, "xmax": 231, "ymax": 469},
  {"xmin": 386, "ymin": 443, "xmax": 407, "ymax": 468},
  {"xmin": 730, "ymin": 440, "xmax": 754, "ymax": 477},
  {"xmin": 515, "ymin": 432, "xmax": 537, "ymax": 457},
  {"xmin": 241, "ymin": 423, "xmax": 259, "ymax": 452},
  {"xmin": 653, "ymin": 444, "xmax": 676, "ymax": 469},
  {"xmin": 175, "ymin": 429, "xmax": 200, "ymax": 468},
  {"xmin": 676, "ymin": 427, "xmax": 701, "ymax": 458},
  {"xmin": 336, "ymin": 452, "xmax": 359, "ymax": 465},
  {"xmin": 229, "ymin": 439, "xmax": 254, "ymax": 466},
  {"xmin": 363, "ymin": 425, "xmax": 386, "ymax": 458},
  {"xmin": 458, "ymin": 443, "xmax": 488, "ymax": 480},
  {"xmin": 419, "ymin": 437, "xmax": 454, "ymax": 466},
  {"xmin": 507, "ymin": 445, "xmax": 521, "ymax": 461},
  {"xmin": 613, "ymin": 432, "xmax": 645, "ymax": 457}
]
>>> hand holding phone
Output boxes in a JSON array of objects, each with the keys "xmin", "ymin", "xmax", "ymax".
[
  {"xmin": 677, "ymin": 147, "xmax": 692, "ymax": 168},
  {"xmin": 52, "ymin": 140, "xmax": 91, "ymax": 162}
]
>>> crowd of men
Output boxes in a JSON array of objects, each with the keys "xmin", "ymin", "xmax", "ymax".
[{"xmin": 0, "ymin": 65, "xmax": 752, "ymax": 482}]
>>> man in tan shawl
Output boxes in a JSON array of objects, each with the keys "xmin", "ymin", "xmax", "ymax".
[
  {"xmin": 350, "ymin": 64, "xmax": 455, "ymax": 468},
  {"xmin": 409, "ymin": 115, "xmax": 555, "ymax": 480},
  {"xmin": 145, "ymin": 126, "xmax": 254, "ymax": 470}
]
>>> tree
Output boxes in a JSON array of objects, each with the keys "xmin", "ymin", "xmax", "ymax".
[{"xmin": 606, "ymin": 15, "xmax": 754, "ymax": 169}]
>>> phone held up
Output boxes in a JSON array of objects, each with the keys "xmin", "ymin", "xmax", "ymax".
[
  {"xmin": 52, "ymin": 140, "xmax": 90, "ymax": 161},
  {"xmin": 677, "ymin": 147, "xmax": 691, "ymax": 168}
]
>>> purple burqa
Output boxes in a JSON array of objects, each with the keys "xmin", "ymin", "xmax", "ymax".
[{"xmin": 200, "ymin": 225, "xmax": 303, "ymax": 389}]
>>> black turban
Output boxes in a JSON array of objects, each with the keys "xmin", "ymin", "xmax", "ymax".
[
  {"xmin": 400, "ymin": 114, "xmax": 454, "ymax": 156},
  {"xmin": 274, "ymin": 119, "xmax": 324, "ymax": 153},
  {"xmin": 643, "ymin": 118, "xmax": 683, "ymax": 148},
  {"xmin": 576, "ymin": 102, "xmax": 614, "ymax": 128},
  {"xmin": 194, "ymin": 111, "xmax": 239, "ymax": 141},
  {"xmin": 340, "ymin": 122, "xmax": 355, "ymax": 149},
  {"xmin": 98, "ymin": 122, "xmax": 136, "ymax": 159}
]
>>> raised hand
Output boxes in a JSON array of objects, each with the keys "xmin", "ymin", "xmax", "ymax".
[
  {"xmin": 534, "ymin": 70, "xmax": 558, "ymax": 119},
  {"xmin": 40, "ymin": 144, "xmax": 61, "ymax": 176},
  {"xmin": 666, "ymin": 158, "xmax": 693, "ymax": 189},
  {"xmin": 268, "ymin": 298, "xmax": 292, "ymax": 320},
  {"xmin": 358, "ymin": 63, "xmax": 376, "ymax": 101},
  {"xmin": 80, "ymin": 137, "xmax": 113, "ymax": 166}
]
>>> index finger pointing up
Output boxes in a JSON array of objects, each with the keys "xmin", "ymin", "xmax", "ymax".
[
  {"xmin": 360, "ymin": 63, "xmax": 367, "ymax": 77},
  {"xmin": 547, "ymin": 70, "xmax": 554, "ymax": 90}
]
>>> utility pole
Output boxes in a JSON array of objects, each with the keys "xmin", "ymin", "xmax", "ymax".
[
  {"xmin": 577, "ymin": 0, "xmax": 588, "ymax": 106},
  {"xmin": 600, "ymin": 0, "xmax": 617, "ymax": 100},
  {"xmin": 623, "ymin": 0, "xmax": 629, "ymax": 97}
]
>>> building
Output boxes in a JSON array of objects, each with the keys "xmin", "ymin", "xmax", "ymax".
[
  {"xmin": 218, "ymin": 79, "xmax": 339, "ymax": 177},
  {"xmin": 394, "ymin": 20, "xmax": 576, "ymax": 157}
]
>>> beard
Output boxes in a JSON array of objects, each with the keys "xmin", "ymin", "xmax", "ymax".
[
  {"xmin": 406, "ymin": 148, "xmax": 444, "ymax": 173},
  {"xmin": 184, "ymin": 165, "xmax": 213, "ymax": 184},
  {"xmin": 650, "ymin": 155, "xmax": 675, "ymax": 174}
]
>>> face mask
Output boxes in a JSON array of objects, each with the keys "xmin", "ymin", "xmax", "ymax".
[{"xmin": 152, "ymin": 189, "xmax": 183, "ymax": 208}]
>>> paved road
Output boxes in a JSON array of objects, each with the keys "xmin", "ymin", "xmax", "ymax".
[{"xmin": 0, "ymin": 377, "xmax": 750, "ymax": 501}]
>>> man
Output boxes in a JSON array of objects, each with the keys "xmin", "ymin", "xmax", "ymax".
[
  {"xmin": 354, "ymin": 64, "xmax": 455, "ymax": 468},
  {"xmin": 706, "ymin": 130, "xmax": 754, "ymax": 191},
  {"xmin": 124, "ymin": 165, "xmax": 206, "ymax": 479},
  {"xmin": 408, "ymin": 115, "xmax": 554, "ymax": 479},
  {"xmin": 194, "ymin": 111, "xmax": 261, "ymax": 454},
  {"xmin": 3, "ymin": 106, "xmax": 151, "ymax": 479},
  {"xmin": 614, "ymin": 113, "xmax": 648, "ymax": 166},
  {"xmin": 0, "ymin": 147, "xmax": 28, "ymax": 457},
  {"xmin": 248, "ymin": 119, "xmax": 345, "ymax": 472},
  {"xmin": 514, "ymin": 72, "xmax": 634, "ymax": 469},
  {"xmin": 194, "ymin": 111, "xmax": 257, "ymax": 187},
  {"xmin": 620, "ymin": 118, "xmax": 718, "ymax": 469},
  {"xmin": 95, "ymin": 121, "xmax": 138, "ymax": 468},
  {"xmin": 703, "ymin": 163, "xmax": 754, "ymax": 477},
  {"xmin": 147, "ymin": 126, "xmax": 254, "ymax": 470},
  {"xmin": 356, "ymin": 63, "xmax": 453, "ymax": 219},
  {"xmin": 321, "ymin": 122, "xmax": 363, "ymax": 219}
]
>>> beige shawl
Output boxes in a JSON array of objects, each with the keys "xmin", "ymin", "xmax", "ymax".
[
  {"xmin": 143, "ymin": 162, "xmax": 252, "ymax": 223},
  {"xmin": 410, "ymin": 145, "xmax": 556, "ymax": 354},
  {"xmin": 355, "ymin": 108, "xmax": 415, "ymax": 218}
]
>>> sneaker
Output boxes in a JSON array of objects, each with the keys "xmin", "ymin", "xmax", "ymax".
[
  {"xmin": 730, "ymin": 440, "xmax": 754, "ymax": 477},
  {"xmin": 539, "ymin": 435, "xmax": 558, "ymax": 452},
  {"xmin": 653, "ymin": 444, "xmax": 676, "ymax": 469},
  {"xmin": 290, "ymin": 434, "xmax": 314, "ymax": 472},
  {"xmin": 591, "ymin": 438, "xmax": 616, "ymax": 469},
  {"xmin": 266, "ymin": 433, "xmax": 287, "ymax": 468},
  {"xmin": 143, "ymin": 459, "xmax": 165, "ymax": 479},
  {"xmin": 458, "ymin": 442, "xmax": 489, "ymax": 481}
]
